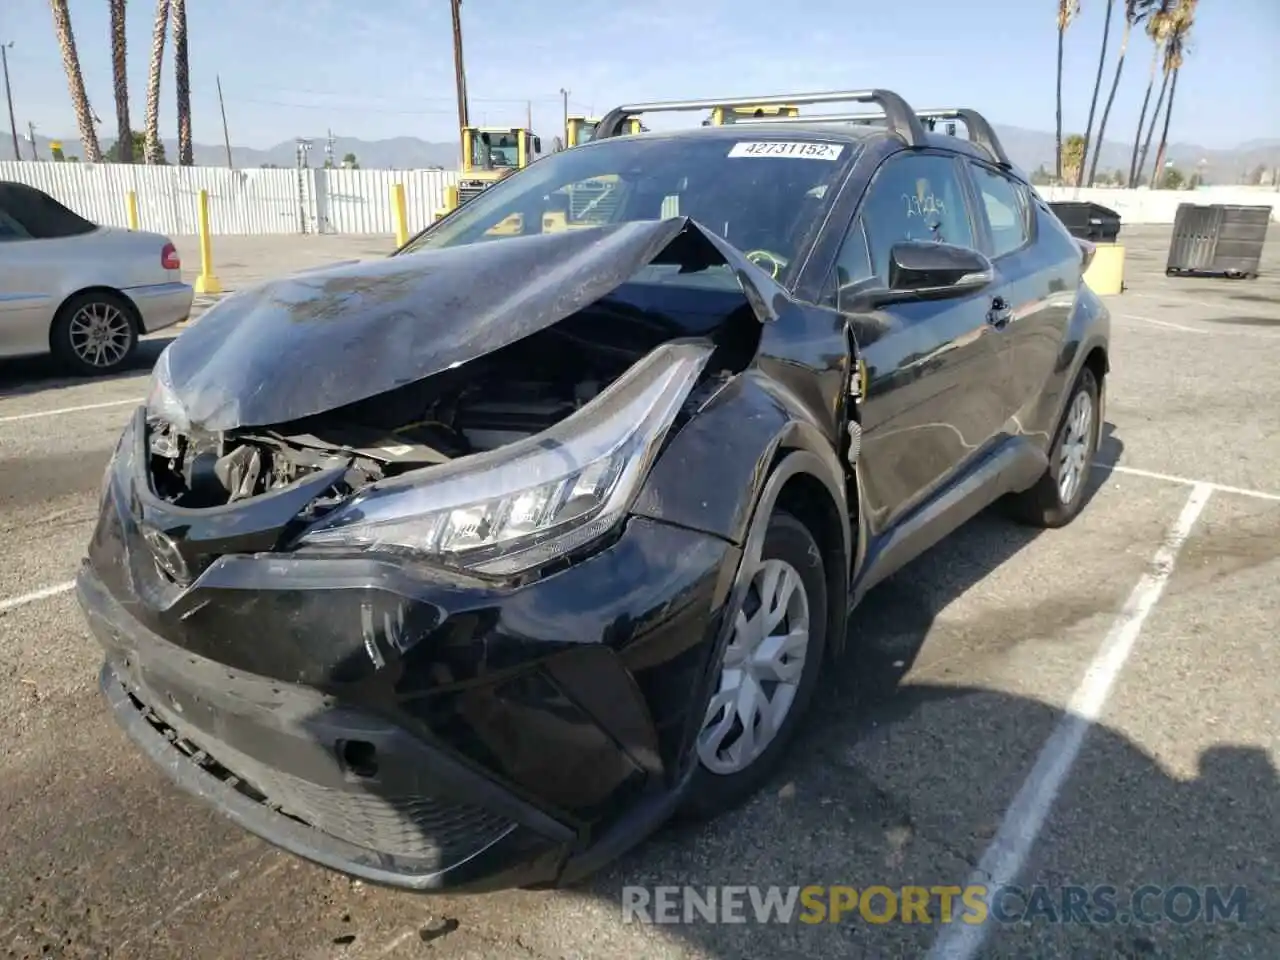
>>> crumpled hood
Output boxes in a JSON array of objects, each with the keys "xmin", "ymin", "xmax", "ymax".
[{"xmin": 162, "ymin": 218, "xmax": 785, "ymax": 432}]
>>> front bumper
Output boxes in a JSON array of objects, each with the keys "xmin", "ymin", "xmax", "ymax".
[
  {"xmin": 126, "ymin": 281, "xmax": 193, "ymax": 333},
  {"xmin": 79, "ymin": 451, "xmax": 739, "ymax": 889}
]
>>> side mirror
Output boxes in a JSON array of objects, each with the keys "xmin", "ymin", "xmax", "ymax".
[
  {"xmin": 875, "ymin": 241, "xmax": 993, "ymax": 304},
  {"xmin": 533, "ymin": 136, "xmax": 542, "ymax": 153}
]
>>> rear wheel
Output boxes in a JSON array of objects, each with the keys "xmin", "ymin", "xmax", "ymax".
[
  {"xmin": 681, "ymin": 509, "xmax": 828, "ymax": 819},
  {"xmin": 51, "ymin": 291, "xmax": 139, "ymax": 376},
  {"xmin": 1006, "ymin": 367, "xmax": 1101, "ymax": 528}
]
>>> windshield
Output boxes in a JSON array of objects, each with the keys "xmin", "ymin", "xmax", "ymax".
[
  {"xmin": 405, "ymin": 134, "xmax": 855, "ymax": 284},
  {"xmin": 576, "ymin": 121, "xmax": 598, "ymax": 144},
  {"xmin": 470, "ymin": 132, "xmax": 520, "ymax": 169}
]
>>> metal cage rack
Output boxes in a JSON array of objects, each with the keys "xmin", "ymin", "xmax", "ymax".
[{"xmin": 593, "ymin": 92, "xmax": 1011, "ymax": 169}]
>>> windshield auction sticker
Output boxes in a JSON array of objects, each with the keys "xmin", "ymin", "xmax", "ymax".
[{"xmin": 728, "ymin": 141, "xmax": 844, "ymax": 160}]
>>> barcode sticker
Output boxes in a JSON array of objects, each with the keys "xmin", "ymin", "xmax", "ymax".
[{"xmin": 728, "ymin": 141, "xmax": 844, "ymax": 161}]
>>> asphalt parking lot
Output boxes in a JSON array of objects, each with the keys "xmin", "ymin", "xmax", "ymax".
[{"xmin": 1, "ymin": 225, "xmax": 1276, "ymax": 960}]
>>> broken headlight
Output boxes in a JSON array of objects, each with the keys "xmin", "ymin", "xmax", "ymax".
[
  {"xmin": 295, "ymin": 342, "xmax": 711, "ymax": 575},
  {"xmin": 146, "ymin": 346, "xmax": 189, "ymax": 432}
]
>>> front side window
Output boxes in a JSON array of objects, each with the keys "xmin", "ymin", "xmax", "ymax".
[
  {"xmin": 968, "ymin": 162, "xmax": 1031, "ymax": 258},
  {"xmin": 856, "ymin": 154, "xmax": 976, "ymax": 282},
  {"xmin": 405, "ymin": 134, "xmax": 857, "ymax": 287}
]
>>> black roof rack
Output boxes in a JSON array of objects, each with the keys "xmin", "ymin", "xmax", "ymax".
[
  {"xmin": 594, "ymin": 90, "xmax": 928, "ymax": 148},
  {"xmin": 732, "ymin": 107, "xmax": 1011, "ymax": 167}
]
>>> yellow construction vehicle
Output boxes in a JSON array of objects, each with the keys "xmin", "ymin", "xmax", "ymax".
[
  {"xmin": 436, "ymin": 126, "xmax": 541, "ymax": 220},
  {"xmin": 565, "ymin": 115, "xmax": 641, "ymax": 147},
  {"xmin": 705, "ymin": 104, "xmax": 800, "ymax": 125}
]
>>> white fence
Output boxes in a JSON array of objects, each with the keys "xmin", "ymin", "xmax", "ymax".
[
  {"xmin": 0, "ymin": 161, "xmax": 459, "ymax": 236},
  {"xmin": 1037, "ymin": 185, "xmax": 1279, "ymax": 223},
  {"xmin": 2, "ymin": 160, "xmax": 1276, "ymax": 236}
]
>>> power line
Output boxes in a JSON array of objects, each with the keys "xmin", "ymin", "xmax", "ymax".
[
  {"xmin": 227, "ymin": 96, "xmax": 458, "ymax": 115},
  {"xmin": 212, "ymin": 82, "xmax": 568, "ymax": 106}
]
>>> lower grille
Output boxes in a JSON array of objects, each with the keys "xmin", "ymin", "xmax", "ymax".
[
  {"xmin": 457, "ymin": 181, "xmax": 491, "ymax": 205},
  {"xmin": 126, "ymin": 689, "xmax": 516, "ymax": 866}
]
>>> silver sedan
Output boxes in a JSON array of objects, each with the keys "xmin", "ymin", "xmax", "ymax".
[{"xmin": 0, "ymin": 180, "xmax": 193, "ymax": 375}]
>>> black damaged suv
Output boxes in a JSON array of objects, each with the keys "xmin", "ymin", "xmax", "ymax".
[{"xmin": 78, "ymin": 89, "xmax": 1109, "ymax": 892}]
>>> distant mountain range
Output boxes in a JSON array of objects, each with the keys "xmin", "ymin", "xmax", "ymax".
[{"xmin": 3, "ymin": 127, "xmax": 1278, "ymax": 183}]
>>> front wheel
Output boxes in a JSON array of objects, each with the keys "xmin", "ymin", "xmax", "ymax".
[
  {"xmin": 680, "ymin": 509, "xmax": 828, "ymax": 819},
  {"xmin": 1006, "ymin": 367, "xmax": 1101, "ymax": 528}
]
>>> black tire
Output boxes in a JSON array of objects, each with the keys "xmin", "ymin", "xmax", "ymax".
[
  {"xmin": 679, "ymin": 509, "xmax": 828, "ymax": 820},
  {"xmin": 1006, "ymin": 367, "xmax": 1101, "ymax": 528},
  {"xmin": 50, "ymin": 290, "xmax": 139, "ymax": 376}
]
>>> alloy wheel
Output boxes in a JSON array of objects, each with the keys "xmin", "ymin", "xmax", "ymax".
[
  {"xmin": 68, "ymin": 301, "xmax": 133, "ymax": 368},
  {"xmin": 697, "ymin": 557, "xmax": 812, "ymax": 775},
  {"xmin": 1057, "ymin": 388, "xmax": 1094, "ymax": 505}
]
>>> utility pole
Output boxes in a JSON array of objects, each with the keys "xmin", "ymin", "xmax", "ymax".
[
  {"xmin": 26, "ymin": 120, "xmax": 37, "ymax": 159},
  {"xmin": 325, "ymin": 128, "xmax": 335, "ymax": 168},
  {"xmin": 216, "ymin": 74, "xmax": 233, "ymax": 168},
  {"xmin": 526, "ymin": 100, "xmax": 532, "ymax": 131},
  {"xmin": 559, "ymin": 88, "xmax": 569, "ymax": 142},
  {"xmin": 1, "ymin": 42, "xmax": 19, "ymax": 161},
  {"xmin": 449, "ymin": 0, "xmax": 469, "ymax": 164}
]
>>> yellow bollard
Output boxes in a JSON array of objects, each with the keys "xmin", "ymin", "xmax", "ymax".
[
  {"xmin": 126, "ymin": 191, "xmax": 139, "ymax": 230},
  {"xmin": 193, "ymin": 189, "xmax": 222, "ymax": 295},
  {"xmin": 433, "ymin": 184, "xmax": 459, "ymax": 222},
  {"xmin": 391, "ymin": 182, "xmax": 409, "ymax": 247},
  {"xmin": 1083, "ymin": 243, "xmax": 1125, "ymax": 296}
]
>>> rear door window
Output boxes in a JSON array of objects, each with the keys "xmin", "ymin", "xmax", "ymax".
[
  {"xmin": 0, "ymin": 207, "xmax": 32, "ymax": 241},
  {"xmin": 967, "ymin": 162, "xmax": 1032, "ymax": 258},
  {"xmin": 0, "ymin": 183, "xmax": 97, "ymax": 238}
]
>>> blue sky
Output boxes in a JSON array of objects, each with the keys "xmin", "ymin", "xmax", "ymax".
[{"xmin": 3, "ymin": 0, "xmax": 1277, "ymax": 150}]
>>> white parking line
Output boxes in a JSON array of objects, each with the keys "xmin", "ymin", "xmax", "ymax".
[
  {"xmin": 1117, "ymin": 313, "xmax": 1280, "ymax": 340},
  {"xmin": 926, "ymin": 482, "xmax": 1214, "ymax": 960},
  {"xmin": 0, "ymin": 397, "xmax": 142, "ymax": 424},
  {"xmin": 1125, "ymin": 291, "xmax": 1276, "ymax": 316},
  {"xmin": 0, "ymin": 580, "xmax": 75, "ymax": 614},
  {"xmin": 1099, "ymin": 461, "xmax": 1280, "ymax": 502}
]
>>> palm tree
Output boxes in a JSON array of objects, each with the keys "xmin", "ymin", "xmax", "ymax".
[
  {"xmin": 49, "ymin": 0, "xmax": 102, "ymax": 163},
  {"xmin": 109, "ymin": 0, "xmax": 131, "ymax": 163},
  {"xmin": 1076, "ymin": 0, "xmax": 1115, "ymax": 187},
  {"xmin": 144, "ymin": 0, "xmax": 170, "ymax": 164},
  {"xmin": 1055, "ymin": 0, "xmax": 1081, "ymax": 183},
  {"xmin": 1062, "ymin": 133, "xmax": 1088, "ymax": 186},
  {"xmin": 1087, "ymin": 0, "xmax": 1153, "ymax": 186},
  {"xmin": 171, "ymin": 0, "xmax": 192, "ymax": 165},
  {"xmin": 1135, "ymin": 1, "xmax": 1185, "ymax": 188},
  {"xmin": 1150, "ymin": 0, "xmax": 1195, "ymax": 186},
  {"xmin": 1127, "ymin": 0, "xmax": 1174, "ymax": 186}
]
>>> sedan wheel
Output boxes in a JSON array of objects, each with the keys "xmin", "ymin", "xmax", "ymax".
[
  {"xmin": 697, "ymin": 557, "xmax": 812, "ymax": 775},
  {"xmin": 681, "ymin": 509, "xmax": 828, "ymax": 819},
  {"xmin": 52, "ymin": 292, "xmax": 139, "ymax": 376}
]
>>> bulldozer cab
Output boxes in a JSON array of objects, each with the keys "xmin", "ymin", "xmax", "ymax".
[
  {"xmin": 566, "ymin": 115, "xmax": 642, "ymax": 147},
  {"xmin": 566, "ymin": 116, "xmax": 598, "ymax": 147},
  {"xmin": 462, "ymin": 127, "xmax": 541, "ymax": 174},
  {"xmin": 706, "ymin": 104, "xmax": 800, "ymax": 125}
]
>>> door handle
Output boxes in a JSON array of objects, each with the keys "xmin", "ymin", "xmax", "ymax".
[{"xmin": 986, "ymin": 297, "xmax": 1012, "ymax": 329}]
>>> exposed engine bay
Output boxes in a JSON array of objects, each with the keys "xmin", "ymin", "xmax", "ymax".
[{"xmin": 146, "ymin": 296, "xmax": 758, "ymax": 511}]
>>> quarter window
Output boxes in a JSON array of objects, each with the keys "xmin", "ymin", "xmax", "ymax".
[
  {"xmin": 969, "ymin": 163, "xmax": 1031, "ymax": 258},
  {"xmin": 854, "ymin": 155, "xmax": 976, "ymax": 283}
]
